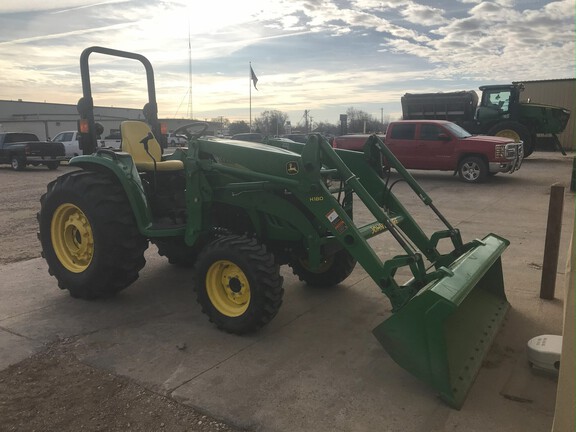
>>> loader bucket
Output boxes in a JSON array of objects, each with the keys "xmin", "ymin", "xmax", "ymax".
[{"xmin": 372, "ymin": 234, "xmax": 510, "ymax": 409}]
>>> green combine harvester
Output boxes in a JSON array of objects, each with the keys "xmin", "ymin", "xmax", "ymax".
[{"xmin": 38, "ymin": 47, "xmax": 510, "ymax": 409}]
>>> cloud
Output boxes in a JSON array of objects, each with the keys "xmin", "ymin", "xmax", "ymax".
[
  {"xmin": 399, "ymin": 3, "xmax": 449, "ymax": 26},
  {"xmin": 378, "ymin": 0, "xmax": 575, "ymax": 82},
  {"xmin": 0, "ymin": 0, "xmax": 573, "ymax": 124},
  {"xmin": 0, "ymin": 0, "xmax": 125, "ymax": 14}
]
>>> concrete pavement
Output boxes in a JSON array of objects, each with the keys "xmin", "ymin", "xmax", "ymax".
[{"xmin": 1, "ymin": 151, "xmax": 574, "ymax": 431}]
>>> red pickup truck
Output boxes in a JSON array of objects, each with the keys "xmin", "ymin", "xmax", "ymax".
[{"xmin": 332, "ymin": 120, "xmax": 524, "ymax": 183}]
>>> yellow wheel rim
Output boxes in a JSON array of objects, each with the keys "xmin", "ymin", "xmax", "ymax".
[
  {"xmin": 206, "ymin": 260, "xmax": 250, "ymax": 317},
  {"xmin": 51, "ymin": 203, "xmax": 94, "ymax": 273},
  {"xmin": 495, "ymin": 129, "xmax": 521, "ymax": 142}
]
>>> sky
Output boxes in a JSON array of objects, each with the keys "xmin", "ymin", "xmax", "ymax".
[{"xmin": 0, "ymin": 0, "xmax": 574, "ymax": 129}]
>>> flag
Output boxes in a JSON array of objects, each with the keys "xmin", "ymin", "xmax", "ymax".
[{"xmin": 250, "ymin": 65, "xmax": 258, "ymax": 90}]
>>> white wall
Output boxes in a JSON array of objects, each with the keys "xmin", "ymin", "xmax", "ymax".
[{"xmin": 0, "ymin": 99, "xmax": 144, "ymax": 140}]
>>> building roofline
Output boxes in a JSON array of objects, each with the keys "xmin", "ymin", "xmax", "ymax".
[
  {"xmin": 0, "ymin": 98, "xmax": 142, "ymax": 112},
  {"xmin": 513, "ymin": 78, "xmax": 576, "ymax": 84}
]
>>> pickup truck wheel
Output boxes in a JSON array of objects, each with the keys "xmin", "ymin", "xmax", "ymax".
[
  {"xmin": 11, "ymin": 156, "xmax": 25, "ymax": 171},
  {"xmin": 38, "ymin": 170, "xmax": 148, "ymax": 299},
  {"xmin": 46, "ymin": 161, "xmax": 60, "ymax": 170},
  {"xmin": 458, "ymin": 156, "xmax": 488, "ymax": 183},
  {"xmin": 289, "ymin": 249, "xmax": 357, "ymax": 287},
  {"xmin": 192, "ymin": 235, "xmax": 283, "ymax": 334}
]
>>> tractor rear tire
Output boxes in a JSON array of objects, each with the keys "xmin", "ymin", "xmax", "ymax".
[
  {"xmin": 192, "ymin": 235, "xmax": 283, "ymax": 334},
  {"xmin": 38, "ymin": 170, "xmax": 148, "ymax": 299},
  {"xmin": 488, "ymin": 121, "xmax": 533, "ymax": 157},
  {"xmin": 289, "ymin": 249, "xmax": 357, "ymax": 287}
]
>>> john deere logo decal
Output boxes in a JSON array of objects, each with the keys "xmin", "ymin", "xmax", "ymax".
[{"xmin": 286, "ymin": 161, "xmax": 299, "ymax": 175}]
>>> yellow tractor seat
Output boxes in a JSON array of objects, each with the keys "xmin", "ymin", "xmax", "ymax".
[{"xmin": 120, "ymin": 121, "xmax": 184, "ymax": 171}]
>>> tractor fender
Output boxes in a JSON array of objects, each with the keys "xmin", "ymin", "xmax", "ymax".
[{"xmin": 69, "ymin": 152, "xmax": 154, "ymax": 232}]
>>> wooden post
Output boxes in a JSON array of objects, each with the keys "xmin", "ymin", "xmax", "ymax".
[
  {"xmin": 571, "ymin": 156, "xmax": 576, "ymax": 192},
  {"xmin": 551, "ymin": 229, "xmax": 575, "ymax": 431},
  {"xmin": 540, "ymin": 183, "xmax": 565, "ymax": 299}
]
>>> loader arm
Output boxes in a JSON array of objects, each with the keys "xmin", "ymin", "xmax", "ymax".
[
  {"xmin": 265, "ymin": 135, "xmax": 481, "ymax": 309},
  {"xmin": 262, "ymin": 134, "xmax": 510, "ymax": 408}
]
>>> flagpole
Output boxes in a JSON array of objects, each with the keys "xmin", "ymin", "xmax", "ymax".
[{"xmin": 249, "ymin": 62, "xmax": 252, "ymax": 131}]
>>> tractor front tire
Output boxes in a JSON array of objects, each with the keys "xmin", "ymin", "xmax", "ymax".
[
  {"xmin": 488, "ymin": 121, "xmax": 533, "ymax": 157},
  {"xmin": 192, "ymin": 235, "xmax": 283, "ymax": 334},
  {"xmin": 38, "ymin": 170, "xmax": 148, "ymax": 299},
  {"xmin": 289, "ymin": 249, "xmax": 357, "ymax": 287}
]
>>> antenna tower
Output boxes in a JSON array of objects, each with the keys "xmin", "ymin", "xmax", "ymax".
[{"xmin": 187, "ymin": 25, "xmax": 193, "ymax": 119}]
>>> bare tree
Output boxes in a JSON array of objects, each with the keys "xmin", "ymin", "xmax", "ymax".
[
  {"xmin": 228, "ymin": 120, "xmax": 250, "ymax": 135},
  {"xmin": 313, "ymin": 121, "xmax": 339, "ymax": 136},
  {"xmin": 343, "ymin": 107, "xmax": 390, "ymax": 134},
  {"xmin": 211, "ymin": 117, "xmax": 230, "ymax": 136},
  {"xmin": 254, "ymin": 110, "xmax": 289, "ymax": 136}
]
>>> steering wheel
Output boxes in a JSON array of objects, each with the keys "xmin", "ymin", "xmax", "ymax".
[{"xmin": 173, "ymin": 122, "xmax": 209, "ymax": 140}]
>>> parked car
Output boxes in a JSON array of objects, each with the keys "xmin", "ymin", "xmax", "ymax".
[
  {"xmin": 230, "ymin": 133, "xmax": 263, "ymax": 143},
  {"xmin": 332, "ymin": 133, "xmax": 385, "ymax": 151},
  {"xmin": 332, "ymin": 120, "xmax": 523, "ymax": 183},
  {"xmin": 280, "ymin": 133, "xmax": 308, "ymax": 143},
  {"xmin": 52, "ymin": 130, "xmax": 81, "ymax": 158},
  {"xmin": 167, "ymin": 133, "xmax": 187, "ymax": 146},
  {"xmin": 99, "ymin": 132, "xmax": 122, "ymax": 149}
]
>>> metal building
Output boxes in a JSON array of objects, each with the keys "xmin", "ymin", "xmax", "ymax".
[
  {"xmin": 0, "ymin": 99, "xmax": 147, "ymax": 141},
  {"xmin": 516, "ymin": 79, "xmax": 575, "ymax": 151},
  {"xmin": 0, "ymin": 99, "xmax": 219, "ymax": 143}
]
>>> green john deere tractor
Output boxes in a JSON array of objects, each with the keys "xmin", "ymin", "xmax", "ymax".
[
  {"xmin": 38, "ymin": 47, "xmax": 511, "ymax": 408},
  {"xmin": 401, "ymin": 83, "xmax": 571, "ymax": 157}
]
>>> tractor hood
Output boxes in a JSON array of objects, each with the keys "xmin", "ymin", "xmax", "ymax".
[
  {"xmin": 197, "ymin": 137, "xmax": 305, "ymax": 180},
  {"xmin": 520, "ymin": 101, "xmax": 570, "ymax": 112}
]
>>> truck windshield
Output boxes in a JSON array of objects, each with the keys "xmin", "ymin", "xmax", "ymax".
[{"xmin": 444, "ymin": 123, "xmax": 472, "ymax": 138}]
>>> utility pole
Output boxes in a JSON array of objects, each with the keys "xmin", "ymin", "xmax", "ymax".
[{"xmin": 187, "ymin": 24, "xmax": 193, "ymax": 120}]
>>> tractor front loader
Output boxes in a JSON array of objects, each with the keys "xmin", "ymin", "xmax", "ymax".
[{"xmin": 38, "ymin": 47, "xmax": 510, "ymax": 409}]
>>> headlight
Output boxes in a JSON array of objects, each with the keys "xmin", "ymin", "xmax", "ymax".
[{"xmin": 505, "ymin": 144, "xmax": 518, "ymax": 158}]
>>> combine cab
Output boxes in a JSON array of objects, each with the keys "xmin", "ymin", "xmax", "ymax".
[{"xmin": 38, "ymin": 47, "xmax": 511, "ymax": 408}]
